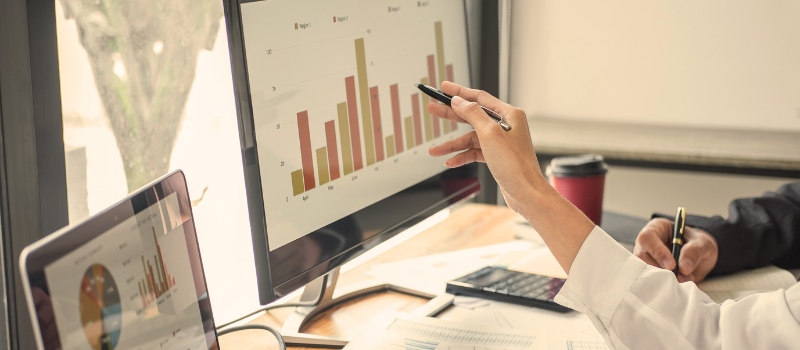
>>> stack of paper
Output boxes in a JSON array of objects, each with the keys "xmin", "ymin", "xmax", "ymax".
[
  {"xmin": 697, "ymin": 265, "xmax": 797, "ymax": 303},
  {"xmin": 343, "ymin": 311, "xmax": 546, "ymax": 350}
]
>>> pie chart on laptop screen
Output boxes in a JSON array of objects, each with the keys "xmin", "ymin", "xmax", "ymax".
[{"xmin": 80, "ymin": 264, "xmax": 122, "ymax": 350}]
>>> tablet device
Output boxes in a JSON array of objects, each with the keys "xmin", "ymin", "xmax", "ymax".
[{"xmin": 20, "ymin": 171, "xmax": 219, "ymax": 350}]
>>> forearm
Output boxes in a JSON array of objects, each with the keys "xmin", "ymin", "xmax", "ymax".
[
  {"xmin": 558, "ymin": 227, "xmax": 800, "ymax": 350},
  {"xmin": 516, "ymin": 181, "xmax": 596, "ymax": 274},
  {"xmin": 687, "ymin": 183, "xmax": 800, "ymax": 274}
]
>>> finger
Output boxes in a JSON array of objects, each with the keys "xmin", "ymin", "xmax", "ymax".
[
  {"xmin": 450, "ymin": 96, "xmax": 500, "ymax": 132},
  {"xmin": 677, "ymin": 273, "xmax": 695, "ymax": 283},
  {"xmin": 441, "ymin": 81, "xmax": 515, "ymax": 116},
  {"xmin": 677, "ymin": 243, "xmax": 703, "ymax": 277},
  {"xmin": 427, "ymin": 102, "xmax": 468, "ymax": 123},
  {"xmin": 636, "ymin": 232, "xmax": 675, "ymax": 270},
  {"xmin": 636, "ymin": 251, "xmax": 661, "ymax": 268},
  {"xmin": 429, "ymin": 131, "xmax": 480, "ymax": 157},
  {"xmin": 444, "ymin": 149, "xmax": 485, "ymax": 168}
]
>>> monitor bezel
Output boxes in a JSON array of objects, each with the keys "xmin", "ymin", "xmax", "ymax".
[
  {"xmin": 223, "ymin": 0, "xmax": 478, "ymax": 304},
  {"xmin": 19, "ymin": 170, "xmax": 219, "ymax": 350}
]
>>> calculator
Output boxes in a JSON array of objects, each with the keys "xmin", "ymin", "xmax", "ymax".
[{"xmin": 446, "ymin": 266, "xmax": 572, "ymax": 313}]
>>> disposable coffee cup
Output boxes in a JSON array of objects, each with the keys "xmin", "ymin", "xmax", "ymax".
[{"xmin": 546, "ymin": 154, "xmax": 608, "ymax": 226}]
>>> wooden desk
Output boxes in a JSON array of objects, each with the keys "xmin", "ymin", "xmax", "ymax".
[
  {"xmin": 528, "ymin": 117, "xmax": 800, "ymax": 178},
  {"xmin": 217, "ymin": 203, "xmax": 522, "ymax": 350}
]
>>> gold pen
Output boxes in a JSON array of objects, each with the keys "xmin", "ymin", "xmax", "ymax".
[{"xmin": 671, "ymin": 207, "xmax": 686, "ymax": 276}]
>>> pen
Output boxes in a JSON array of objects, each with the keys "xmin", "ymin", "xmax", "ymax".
[
  {"xmin": 415, "ymin": 84, "xmax": 512, "ymax": 131},
  {"xmin": 671, "ymin": 207, "xmax": 686, "ymax": 276}
]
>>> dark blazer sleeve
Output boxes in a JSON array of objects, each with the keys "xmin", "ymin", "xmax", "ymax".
[{"xmin": 679, "ymin": 183, "xmax": 800, "ymax": 276}]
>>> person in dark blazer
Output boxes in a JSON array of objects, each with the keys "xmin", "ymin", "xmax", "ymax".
[{"xmin": 634, "ymin": 183, "xmax": 800, "ymax": 282}]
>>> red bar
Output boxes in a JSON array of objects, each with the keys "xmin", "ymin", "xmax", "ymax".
[
  {"xmin": 141, "ymin": 257, "xmax": 150, "ymax": 303},
  {"xmin": 446, "ymin": 64, "xmax": 454, "ymax": 83},
  {"xmin": 411, "ymin": 93, "xmax": 423, "ymax": 146},
  {"xmin": 369, "ymin": 86, "xmax": 385, "ymax": 162},
  {"xmin": 148, "ymin": 262, "xmax": 157, "ymax": 295},
  {"xmin": 427, "ymin": 55, "xmax": 441, "ymax": 138},
  {"xmin": 345, "ymin": 76, "xmax": 363, "ymax": 171},
  {"xmin": 296, "ymin": 111, "xmax": 316, "ymax": 191},
  {"xmin": 427, "ymin": 55, "xmax": 437, "ymax": 88},
  {"xmin": 325, "ymin": 120, "xmax": 340, "ymax": 180},
  {"xmin": 390, "ymin": 84, "xmax": 403, "ymax": 153},
  {"xmin": 446, "ymin": 64, "xmax": 458, "ymax": 131}
]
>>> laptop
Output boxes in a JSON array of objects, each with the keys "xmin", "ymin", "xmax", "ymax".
[{"xmin": 20, "ymin": 171, "xmax": 219, "ymax": 350}]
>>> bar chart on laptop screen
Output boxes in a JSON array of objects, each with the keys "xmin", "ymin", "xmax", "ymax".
[{"xmin": 240, "ymin": 0, "xmax": 471, "ymax": 250}]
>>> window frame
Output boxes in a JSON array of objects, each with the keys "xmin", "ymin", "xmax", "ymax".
[{"xmin": 0, "ymin": 0, "xmax": 69, "ymax": 349}]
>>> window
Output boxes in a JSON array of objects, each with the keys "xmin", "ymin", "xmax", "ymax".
[{"xmin": 57, "ymin": 0, "xmax": 260, "ymax": 323}]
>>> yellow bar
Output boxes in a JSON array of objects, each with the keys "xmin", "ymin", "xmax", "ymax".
[
  {"xmin": 421, "ymin": 77, "xmax": 433, "ymax": 141},
  {"xmin": 337, "ymin": 102, "xmax": 353, "ymax": 175},
  {"xmin": 291, "ymin": 169, "xmax": 304, "ymax": 196},
  {"xmin": 404, "ymin": 117, "xmax": 414, "ymax": 150},
  {"xmin": 435, "ymin": 21, "xmax": 447, "ymax": 86},
  {"xmin": 316, "ymin": 147, "xmax": 330, "ymax": 185},
  {"xmin": 386, "ymin": 136, "xmax": 395, "ymax": 158},
  {"xmin": 355, "ymin": 38, "xmax": 375, "ymax": 166}
]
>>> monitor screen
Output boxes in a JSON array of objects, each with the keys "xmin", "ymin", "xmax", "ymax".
[
  {"xmin": 22, "ymin": 173, "xmax": 218, "ymax": 350},
  {"xmin": 227, "ymin": 0, "xmax": 478, "ymax": 302}
]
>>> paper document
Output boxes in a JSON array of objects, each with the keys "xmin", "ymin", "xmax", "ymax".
[
  {"xmin": 566, "ymin": 341, "xmax": 609, "ymax": 350},
  {"xmin": 697, "ymin": 265, "xmax": 797, "ymax": 303},
  {"xmin": 365, "ymin": 241, "xmax": 536, "ymax": 296},
  {"xmin": 344, "ymin": 311, "xmax": 545, "ymax": 350}
]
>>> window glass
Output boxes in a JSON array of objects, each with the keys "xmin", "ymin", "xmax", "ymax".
[{"xmin": 57, "ymin": 0, "xmax": 259, "ymax": 324}]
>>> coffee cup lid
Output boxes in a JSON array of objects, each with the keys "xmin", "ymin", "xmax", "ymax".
[{"xmin": 547, "ymin": 154, "xmax": 608, "ymax": 178}]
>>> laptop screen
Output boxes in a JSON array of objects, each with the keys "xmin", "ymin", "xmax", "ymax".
[{"xmin": 21, "ymin": 172, "xmax": 218, "ymax": 350}]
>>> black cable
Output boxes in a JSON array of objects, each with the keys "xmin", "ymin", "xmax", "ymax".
[
  {"xmin": 217, "ymin": 324, "xmax": 287, "ymax": 350},
  {"xmin": 215, "ymin": 302, "xmax": 307, "ymax": 330}
]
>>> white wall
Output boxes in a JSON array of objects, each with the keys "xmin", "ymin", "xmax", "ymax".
[
  {"xmin": 604, "ymin": 166, "xmax": 795, "ymax": 220},
  {"xmin": 509, "ymin": 1, "xmax": 800, "ymax": 131}
]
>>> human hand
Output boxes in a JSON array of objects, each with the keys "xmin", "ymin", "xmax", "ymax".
[
  {"xmin": 633, "ymin": 218, "xmax": 719, "ymax": 282},
  {"xmin": 427, "ymin": 82, "xmax": 547, "ymax": 213},
  {"xmin": 427, "ymin": 82, "xmax": 595, "ymax": 273}
]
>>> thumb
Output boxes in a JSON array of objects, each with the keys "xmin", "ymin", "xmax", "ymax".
[
  {"xmin": 677, "ymin": 242, "xmax": 703, "ymax": 276},
  {"xmin": 450, "ymin": 96, "xmax": 496, "ymax": 131}
]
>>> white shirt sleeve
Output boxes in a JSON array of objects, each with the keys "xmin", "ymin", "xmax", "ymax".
[{"xmin": 553, "ymin": 226, "xmax": 800, "ymax": 350}]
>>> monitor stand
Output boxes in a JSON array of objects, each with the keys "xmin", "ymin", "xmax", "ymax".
[{"xmin": 280, "ymin": 267, "xmax": 456, "ymax": 348}]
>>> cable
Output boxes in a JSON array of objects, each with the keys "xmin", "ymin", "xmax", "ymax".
[
  {"xmin": 217, "ymin": 324, "xmax": 286, "ymax": 350},
  {"xmin": 215, "ymin": 302, "xmax": 307, "ymax": 330}
]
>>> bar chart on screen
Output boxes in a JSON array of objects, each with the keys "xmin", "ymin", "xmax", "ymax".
[
  {"xmin": 137, "ymin": 227, "xmax": 177, "ymax": 308},
  {"xmin": 240, "ymin": 0, "xmax": 471, "ymax": 250}
]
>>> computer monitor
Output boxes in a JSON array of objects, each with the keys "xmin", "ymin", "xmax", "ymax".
[{"xmin": 223, "ymin": 0, "xmax": 478, "ymax": 308}]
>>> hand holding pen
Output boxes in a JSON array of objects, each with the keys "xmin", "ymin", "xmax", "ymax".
[
  {"xmin": 427, "ymin": 82, "xmax": 596, "ymax": 270},
  {"xmin": 633, "ymin": 215, "xmax": 719, "ymax": 283},
  {"xmin": 416, "ymin": 83, "xmax": 512, "ymax": 131},
  {"xmin": 426, "ymin": 81, "xmax": 546, "ymax": 215}
]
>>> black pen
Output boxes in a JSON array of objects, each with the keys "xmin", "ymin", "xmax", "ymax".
[
  {"xmin": 671, "ymin": 207, "xmax": 686, "ymax": 276},
  {"xmin": 415, "ymin": 84, "xmax": 512, "ymax": 131}
]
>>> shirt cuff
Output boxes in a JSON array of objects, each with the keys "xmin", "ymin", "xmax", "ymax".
[{"xmin": 554, "ymin": 226, "xmax": 646, "ymax": 328}]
